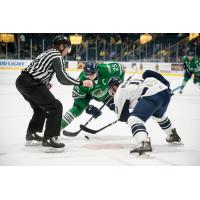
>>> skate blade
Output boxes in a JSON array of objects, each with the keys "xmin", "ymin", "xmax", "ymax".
[
  {"xmin": 137, "ymin": 152, "xmax": 153, "ymax": 158},
  {"xmin": 25, "ymin": 140, "xmax": 42, "ymax": 146},
  {"xmin": 41, "ymin": 147, "xmax": 65, "ymax": 153},
  {"xmin": 168, "ymin": 141, "xmax": 184, "ymax": 146},
  {"xmin": 130, "ymin": 151, "xmax": 153, "ymax": 158}
]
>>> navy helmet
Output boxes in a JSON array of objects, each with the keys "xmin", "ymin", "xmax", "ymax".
[
  {"xmin": 108, "ymin": 77, "xmax": 123, "ymax": 96},
  {"xmin": 53, "ymin": 35, "xmax": 71, "ymax": 49},
  {"xmin": 84, "ymin": 61, "xmax": 97, "ymax": 75},
  {"xmin": 108, "ymin": 77, "xmax": 123, "ymax": 89}
]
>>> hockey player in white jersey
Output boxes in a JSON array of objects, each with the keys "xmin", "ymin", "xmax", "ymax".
[{"xmin": 108, "ymin": 70, "xmax": 181, "ymax": 155}]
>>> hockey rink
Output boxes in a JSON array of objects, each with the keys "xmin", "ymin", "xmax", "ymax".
[{"xmin": 0, "ymin": 70, "xmax": 200, "ymax": 166}]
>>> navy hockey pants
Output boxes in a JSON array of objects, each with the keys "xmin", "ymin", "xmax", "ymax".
[{"xmin": 131, "ymin": 89, "xmax": 171, "ymax": 122}]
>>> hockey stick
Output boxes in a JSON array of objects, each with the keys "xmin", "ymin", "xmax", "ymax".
[
  {"xmin": 78, "ymin": 74, "xmax": 135, "ymax": 135},
  {"xmin": 63, "ymin": 96, "xmax": 113, "ymax": 137},
  {"xmin": 63, "ymin": 74, "xmax": 134, "ymax": 137},
  {"xmin": 80, "ymin": 84, "xmax": 181, "ymax": 135},
  {"xmin": 81, "ymin": 85, "xmax": 181, "ymax": 134},
  {"xmin": 77, "ymin": 72, "xmax": 135, "ymax": 132},
  {"xmin": 171, "ymin": 85, "xmax": 182, "ymax": 92},
  {"xmin": 80, "ymin": 120, "xmax": 118, "ymax": 134},
  {"xmin": 79, "ymin": 85, "xmax": 182, "ymax": 134}
]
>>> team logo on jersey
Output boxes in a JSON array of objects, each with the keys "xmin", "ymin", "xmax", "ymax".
[{"xmin": 91, "ymin": 88, "xmax": 108, "ymax": 98}]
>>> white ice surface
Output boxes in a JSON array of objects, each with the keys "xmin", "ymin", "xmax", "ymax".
[{"xmin": 0, "ymin": 71, "xmax": 200, "ymax": 165}]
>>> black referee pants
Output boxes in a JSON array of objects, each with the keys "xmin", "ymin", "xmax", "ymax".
[{"xmin": 16, "ymin": 71, "xmax": 63, "ymax": 137}]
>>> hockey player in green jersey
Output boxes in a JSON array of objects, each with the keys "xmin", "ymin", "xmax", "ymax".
[
  {"xmin": 179, "ymin": 52, "xmax": 200, "ymax": 93},
  {"xmin": 61, "ymin": 60, "xmax": 125, "ymax": 130}
]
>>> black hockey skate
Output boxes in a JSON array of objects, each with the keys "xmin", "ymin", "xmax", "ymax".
[
  {"xmin": 166, "ymin": 128, "xmax": 181, "ymax": 143},
  {"xmin": 42, "ymin": 137, "xmax": 65, "ymax": 153},
  {"xmin": 130, "ymin": 139, "xmax": 152, "ymax": 156},
  {"xmin": 25, "ymin": 132, "xmax": 43, "ymax": 146}
]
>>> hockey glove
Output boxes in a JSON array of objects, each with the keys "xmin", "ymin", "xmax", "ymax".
[
  {"xmin": 86, "ymin": 105, "xmax": 102, "ymax": 118},
  {"xmin": 107, "ymin": 102, "xmax": 115, "ymax": 111}
]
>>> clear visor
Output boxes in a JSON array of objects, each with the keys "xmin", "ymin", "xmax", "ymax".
[{"xmin": 108, "ymin": 86, "xmax": 117, "ymax": 96}]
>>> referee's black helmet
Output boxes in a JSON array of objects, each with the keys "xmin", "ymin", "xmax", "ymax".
[{"xmin": 53, "ymin": 35, "xmax": 71, "ymax": 49}]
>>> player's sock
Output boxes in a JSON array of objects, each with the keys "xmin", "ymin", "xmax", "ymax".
[
  {"xmin": 179, "ymin": 86, "xmax": 184, "ymax": 93},
  {"xmin": 153, "ymin": 116, "xmax": 181, "ymax": 143},
  {"xmin": 61, "ymin": 112, "xmax": 75, "ymax": 129},
  {"xmin": 132, "ymin": 128, "xmax": 148, "ymax": 143},
  {"xmin": 179, "ymin": 81, "xmax": 187, "ymax": 93},
  {"xmin": 128, "ymin": 116, "xmax": 151, "ymax": 155},
  {"xmin": 156, "ymin": 116, "xmax": 172, "ymax": 134},
  {"xmin": 130, "ymin": 125, "xmax": 151, "ymax": 155},
  {"xmin": 128, "ymin": 116, "xmax": 148, "ymax": 136}
]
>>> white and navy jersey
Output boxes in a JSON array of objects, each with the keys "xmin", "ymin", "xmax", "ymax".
[
  {"xmin": 24, "ymin": 48, "xmax": 81, "ymax": 85},
  {"xmin": 114, "ymin": 77, "xmax": 168, "ymax": 119}
]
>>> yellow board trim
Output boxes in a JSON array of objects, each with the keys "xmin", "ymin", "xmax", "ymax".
[{"xmin": 0, "ymin": 67, "xmax": 183, "ymax": 77}]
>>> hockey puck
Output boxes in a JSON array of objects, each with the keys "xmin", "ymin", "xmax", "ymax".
[{"xmin": 85, "ymin": 135, "xmax": 90, "ymax": 140}]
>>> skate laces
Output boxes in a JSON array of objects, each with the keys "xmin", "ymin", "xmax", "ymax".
[
  {"xmin": 31, "ymin": 133, "xmax": 36, "ymax": 138},
  {"xmin": 52, "ymin": 137, "xmax": 60, "ymax": 144},
  {"xmin": 141, "ymin": 139, "xmax": 151, "ymax": 148}
]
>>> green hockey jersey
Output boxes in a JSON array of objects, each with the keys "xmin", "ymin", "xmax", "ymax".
[
  {"xmin": 61, "ymin": 63, "xmax": 125, "ymax": 129},
  {"xmin": 72, "ymin": 62, "xmax": 125, "ymax": 102},
  {"xmin": 182, "ymin": 56, "xmax": 200, "ymax": 75}
]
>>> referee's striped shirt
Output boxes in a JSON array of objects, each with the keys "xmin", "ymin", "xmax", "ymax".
[{"xmin": 24, "ymin": 48, "xmax": 81, "ymax": 85}]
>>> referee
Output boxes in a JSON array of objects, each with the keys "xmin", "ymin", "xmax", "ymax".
[{"xmin": 16, "ymin": 35, "xmax": 93, "ymax": 152}]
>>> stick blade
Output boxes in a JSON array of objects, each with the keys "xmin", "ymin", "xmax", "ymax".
[{"xmin": 63, "ymin": 130, "xmax": 81, "ymax": 137}]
